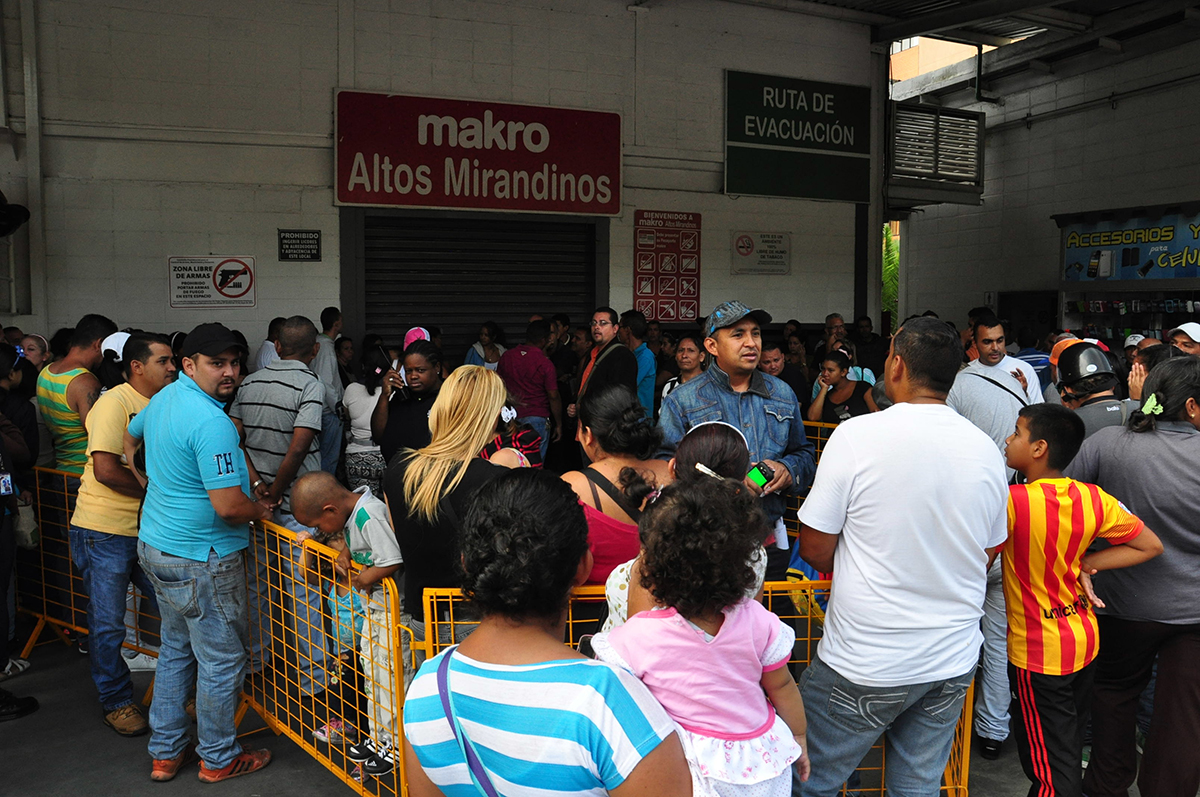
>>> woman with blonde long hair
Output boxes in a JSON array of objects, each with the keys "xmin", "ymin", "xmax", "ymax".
[{"xmin": 381, "ymin": 366, "xmax": 525, "ymax": 702}]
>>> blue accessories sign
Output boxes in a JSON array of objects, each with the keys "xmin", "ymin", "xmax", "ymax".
[{"xmin": 1062, "ymin": 213, "xmax": 1200, "ymax": 282}]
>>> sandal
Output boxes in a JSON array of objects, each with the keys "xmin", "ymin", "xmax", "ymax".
[{"xmin": 0, "ymin": 658, "xmax": 31, "ymax": 681}]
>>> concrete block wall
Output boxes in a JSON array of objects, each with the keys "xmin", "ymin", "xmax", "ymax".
[
  {"xmin": 1, "ymin": 0, "xmax": 872, "ymax": 336},
  {"xmin": 901, "ymin": 38, "xmax": 1200, "ymax": 325},
  {"xmin": 613, "ymin": 187, "xmax": 857, "ymax": 323}
]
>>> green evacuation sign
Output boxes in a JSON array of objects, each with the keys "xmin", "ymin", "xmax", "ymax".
[{"xmin": 725, "ymin": 70, "xmax": 871, "ymax": 203}]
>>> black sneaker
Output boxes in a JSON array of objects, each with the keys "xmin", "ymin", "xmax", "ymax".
[
  {"xmin": 979, "ymin": 737, "xmax": 1003, "ymax": 760},
  {"xmin": 0, "ymin": 687, "xmax": 39, "ymax": 721},
  {"xmin": 346, "ymin": 738, "xmax": 376, "ymax": 763},
  {"xmin": 63, "ymin": 628, "xmax": 89, "ymax": 654},
  {"xmin": 362, "ymin": 741, "xmax": 395, "ymax": 777}
]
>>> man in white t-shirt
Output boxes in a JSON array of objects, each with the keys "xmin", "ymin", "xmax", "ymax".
[
  {"xmin": 796, "ymin": 317, "xmax": 1008, "ymax": 797},
  {"xmin": 946, "ymin": 313, "xmax": 1043, "ymax": 758}
]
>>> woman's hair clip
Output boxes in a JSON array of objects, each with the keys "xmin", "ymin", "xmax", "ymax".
[
  {"xmin": 694, "ymin": 462, "xmax": 722, "ymax": 479},
  {"xmin": 1141, "ymin": 393, "xmax": 1164, "ymax": 416},
  {"xmin": 500, "ymin": 405, "xmax": 517, "ymax": 423}
]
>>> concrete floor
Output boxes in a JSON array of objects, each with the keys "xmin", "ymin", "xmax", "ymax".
[
  {"xmin": 3, "ymin": 628, "xmax": 1135, "ymax": 797},
  {"xmin": 3, "ymin": 633, "xmax": 347, "ymax": 796}
]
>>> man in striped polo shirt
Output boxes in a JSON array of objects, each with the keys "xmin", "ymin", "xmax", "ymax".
[
  {"xmin": 36, "ymin": 314, "xmax": 117, "ymax": 476},
  {"xmin": 230, "ymin": 316, "xmax": 328, "ymax": 705}
]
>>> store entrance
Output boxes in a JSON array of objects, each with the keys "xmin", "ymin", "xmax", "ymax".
[{"xmin": 341, "ymin": 209, "xmax": 605, "ymax": 364}]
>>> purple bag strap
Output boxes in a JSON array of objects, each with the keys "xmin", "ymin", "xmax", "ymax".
[{"xmin": 436, "ymin": 647, "xmax": 502, "ymax": 797}]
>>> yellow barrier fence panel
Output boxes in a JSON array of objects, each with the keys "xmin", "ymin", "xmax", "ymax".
[
  {"xmin": 244, "ymin": 519, "xmax": 407, "ymax": 797},
  {"xmin": 804, "ymin": 420, "xmax": 840, "ymax": 464},
  {"xmin": 17, "ymin": 466, "xmax": 160, "ymax": 660},
  {"xmin": 785, "ymin": 421, "xmax": 839, "ymax": 542},
  {"xmin": 421, "ymin": 579, "xmax": 971, "ymax": 797}
]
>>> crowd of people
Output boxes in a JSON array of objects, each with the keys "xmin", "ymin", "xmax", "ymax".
[{"xmin": 0, "ymin": 299, "xmax": 1196, "ymax": 797}]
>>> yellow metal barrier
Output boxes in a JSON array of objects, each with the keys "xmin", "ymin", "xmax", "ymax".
[
  {"xmin": 19, "ymin": 438, "xmax": 973, "ymax": 797},
  {"xmin": 422, "ymin": 580, "xmax": 971, "ymax": 797},
  {"xmin": 16, "ymin": 466, "xmax": 159, "ymax": 660},
  {"xmin": 784, "ymin": 420, "xmax": 840, "ymax": 542},
  {"xmin": 243, "ymin": 519, "xmax": 410, "ymax": 796},
  {"xmin": 804, "ymin": 419, "xmax": 840, "ymax": 463}
]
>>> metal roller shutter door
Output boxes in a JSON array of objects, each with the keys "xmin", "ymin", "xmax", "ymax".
[{"xmin": 363, "ymin": 214, "xmax": 596, "ymax": 364}]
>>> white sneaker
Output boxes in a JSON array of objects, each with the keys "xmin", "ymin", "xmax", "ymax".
[{"xmin": 123, "ymin": 652, "xmax": 158, "ymax": 672}]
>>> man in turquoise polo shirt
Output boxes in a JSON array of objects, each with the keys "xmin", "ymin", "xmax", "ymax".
[{"xmin": 125, "ymin": 323, "xmax": 273, "ymax": 784}]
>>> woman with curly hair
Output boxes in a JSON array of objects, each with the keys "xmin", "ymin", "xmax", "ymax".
[
  {"xmin": 560, "ymin": 384, "xmax": 671, "ymax": 585},
  {"xmin": 402, "ymin": 469, "xmax": 692, "ymax": 797},
  {"xmin": 1068, "ymin": 356, "xmax": 1200, "ymax": 797},
  {"xmin": 592, "ymin": 477, "xmax": 810, "ymax": 797}
]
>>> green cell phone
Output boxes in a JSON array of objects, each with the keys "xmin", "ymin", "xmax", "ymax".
[{"xmin": 747, "ymin": 461, "xmax": 775, "ymax": 488}]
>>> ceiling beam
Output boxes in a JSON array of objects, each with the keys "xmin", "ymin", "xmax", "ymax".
[
  {"xmin": 932, "ymin": 28, "xmax": 1021, "ymax": 46},
  {"xmin": 987, "ymin": 0, "xmax": 1197, "ymax": 66},
  {"xmin": 713, "ymin": 0, "xmax": 893, "ymax": 25},
  {"xmin": 874, "ymin": 0, "xmax": 1065, "ymax": 42},
  {"xmin": 891, "ymin": 0, "xmax": 1200, "ymax": 100},
  {"xmin": 1011, "ymin": 8, "xmax": 1094, "ymax": 32}
]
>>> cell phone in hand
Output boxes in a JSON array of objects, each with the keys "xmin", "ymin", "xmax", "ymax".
[{"xmin": 747, "ymin": 461, "xmax": 775, "ymax": 488}]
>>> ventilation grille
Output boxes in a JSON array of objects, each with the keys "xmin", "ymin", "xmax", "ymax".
[{"xmin": 891, "ymin": 103, "xmax": 984, "ymax": 184}]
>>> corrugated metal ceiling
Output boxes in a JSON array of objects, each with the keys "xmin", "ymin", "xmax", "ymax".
[
  {"xmin": 803, "ymin": 1, "xmax": 1157, "ymax": 42},
  {"xmin": 804, "ymin": 0, "xmax": 1045, "ymax": 39}
]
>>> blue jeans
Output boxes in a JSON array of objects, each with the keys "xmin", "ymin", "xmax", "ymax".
[
  {"xmin": 246, "ymin": 512, "xmax": 328, "ymax": 696},
  {"xmin": 519, "ymin": 416, "xmax": 550, "ymax": 462},
  {"xmin": 797, "ymin": 652, "xmax": 973, "ymax": 797},
  {"xmin": 68, "ymin": 526, "xmax": 158, "ymax": 711},
  {"xmin": 138, "ymin": 541, "xmax": 248, "ymax": 769},
  {"xmin": 974, "ymin": 559, "xmax": 1010, "ymax": 741},
  {"xmin": 320, "ymin": 410, "xmax": 342, "ymax": 475}
]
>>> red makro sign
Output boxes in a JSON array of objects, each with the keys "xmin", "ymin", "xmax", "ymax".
[{"xmin": 335, "ymin": 90, "xmax": 621, "ymax": 215}]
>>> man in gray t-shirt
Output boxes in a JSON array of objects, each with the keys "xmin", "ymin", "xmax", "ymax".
[
  {"xmin": 946, "ymin": 316, "xmax": 1044, "ymax": 757},
  {"xmin": 230, "ymin": 315, "xmax": 329, "ymax": 699},
  {"xmin": 1056, "ymin": 341, "xmax": 1133, "ymax": 440}
]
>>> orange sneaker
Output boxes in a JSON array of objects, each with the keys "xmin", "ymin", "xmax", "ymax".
[
  {"xmin": 197, "ymin": 749, "xmax": 272, "ymax": 783},
  {"xmin": 150, "ymin": 745, "xmax": 196, "ymax": 782}
]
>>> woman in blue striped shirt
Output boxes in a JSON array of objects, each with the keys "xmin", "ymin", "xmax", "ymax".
[{"xmin": 403, "ymin": 469, "xmax": 691, "ymax": 797}]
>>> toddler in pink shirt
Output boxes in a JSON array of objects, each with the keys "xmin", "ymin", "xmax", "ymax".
[{"xmin": 593, "ymin": 477, "xmax": 810, "ymax": 797}]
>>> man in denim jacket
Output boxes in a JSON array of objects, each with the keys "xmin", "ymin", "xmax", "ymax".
[{"xmin": 657, "ymin": 300, "xmax": 816, "ymax": 581}]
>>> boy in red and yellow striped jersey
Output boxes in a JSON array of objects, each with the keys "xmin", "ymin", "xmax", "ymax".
[{"xmin": 1000, "ymin": 404, "xmax": 1162, "ymax": 797}]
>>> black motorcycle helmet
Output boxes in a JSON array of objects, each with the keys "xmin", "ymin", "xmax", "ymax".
[{"xmin": 1057, "ymin": 342, "xmax": 1117, "ymax": 396}]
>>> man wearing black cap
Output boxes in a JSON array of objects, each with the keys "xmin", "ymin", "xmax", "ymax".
[
  {"xmin": 124, "ymin": 323, "xmax": 273, "ymax": 784},
  {"xmin": 657, "ymin": 300, "xmax": 816, "ymax": 584},
  {"xmin": 230, "ymin": 316, "xmax": 329, "ymax": 704}
]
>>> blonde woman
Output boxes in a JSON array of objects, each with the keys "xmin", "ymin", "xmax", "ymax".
[{"xmin": 380, "ymin": 367, "xmax": 525, "ymax": 696}]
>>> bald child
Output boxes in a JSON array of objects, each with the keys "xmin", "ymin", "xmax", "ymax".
[
  {"xmin": 292, "ymin": 471, "xmax": 403, "ymax": 593},
  {"xmin": 291, "ymin": 471, "xmax": 404, "ymax": 777}
]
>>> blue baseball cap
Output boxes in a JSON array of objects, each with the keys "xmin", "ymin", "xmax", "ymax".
[{"xmin": 703, "ymin": 300, "xmax": 772, "ymax": 338}]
